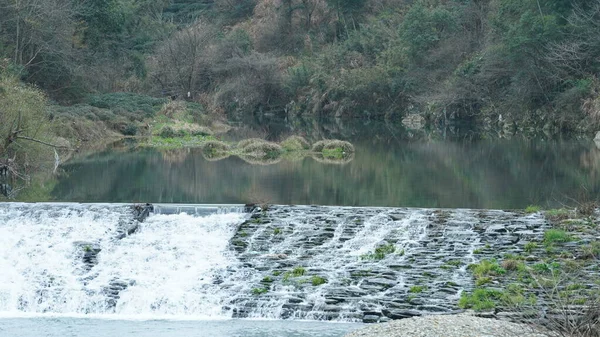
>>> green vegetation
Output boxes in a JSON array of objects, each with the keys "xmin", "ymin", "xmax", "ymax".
[
  {"xmin": 251, "ymin": 287, "xmax": 269, "ymax": 295},
  {"xmin": 311, "ymin": 276, "xmax": 328, "ymax": 286},
  {"xmin": 543, "ymin": 229, "xmax": 572, "ymax": 246},
  {"xmin": 458, "ymin": 288, "xmax": 503, "ymax": 311},
  {"xmin": 273, "ymin": 228, "xmax": 282, "ymax": 235},
  {"xmin": 468, "ymin": 259, "xmax": 506, "ymax": 279},
  {"xmin": 460, "ymin": 208, "xmax": 599, "ymax": 321},
  {"xmin": 409, "ymin": 285, "xmax": 425, "ymax": 293},
  {"xmin": 525, "ymin": 205, "xmax": 541, "ymax": 213},
  {"xmin": 545, "ymin": 209, "xmax": 573, "ymax": 221},
  {"xmin": 360, "ymin": 243, "xmax": 396, "ymax": 260},
  {"xmin": 283, "ymin": 267, "xmax": 306, "ymax": 281},
  {"xmin": 4, "ymin": 0, "xmax": 598, "ymax": 135},
  {"xmin": 524, "ymin": 242, "xmax": 538, "ymax": 253}
]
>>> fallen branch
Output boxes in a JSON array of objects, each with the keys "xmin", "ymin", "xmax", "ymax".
[{"xmin": 15, "ymin": 136, "xmax": 70, "ymax": 149}]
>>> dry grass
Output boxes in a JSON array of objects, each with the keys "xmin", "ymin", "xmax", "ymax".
[
  {"xmin": 240, "ymin": 140, "xmax": 283, "ymax": 159},
  {"xmin": 201, "ymin": 140, "xmax": 231, "ymax": 160},
  {"xmin": 281, "ymin": 135, "xmax": 310, "ymax": 151},
  {"xmin": 159, "ymin": 100, "xmax": 187, "ymax": 117},
  {"xmin": 311, "ymin": 139, "xmax": 355, "ymax": 153}
]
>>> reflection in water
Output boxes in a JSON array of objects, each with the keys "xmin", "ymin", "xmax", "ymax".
[{"xmin": 48, "ymin": 135, "xmax": 600, "ymax": 209}]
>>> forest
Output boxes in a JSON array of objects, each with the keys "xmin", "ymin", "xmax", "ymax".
[{"xmin": 1, "ymin": 0, "xmax": 600, "ymax": 161}]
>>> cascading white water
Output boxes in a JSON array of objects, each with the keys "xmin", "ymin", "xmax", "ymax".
[
  {"xmin": 218, "ymin": 208, "xmax": 432, "ymax": 321},
  {"xmin": 0, "ymin": 203, "xmax": 550, "ymax": 323},
  {"xmin": 0, "ymin": 203, "xmax": 246, "ymax": 318}
]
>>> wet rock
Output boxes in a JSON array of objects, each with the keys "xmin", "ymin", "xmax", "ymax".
[
  {"xmin": 382, "ymin": 309, "xmax": 422, "ymax": 319},
  {"xmin": 364, "ymin": 278, "xmax": 397, "ymax": 288},
  {"xmin": 362, "ymin": 314, "xmax": 381, "ymax": 323},
  {"xmin": 222, "ymin": 205, "xmax": 556, "ymax": 321}
]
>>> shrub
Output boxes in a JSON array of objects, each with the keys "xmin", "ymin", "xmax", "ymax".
[
  {"xmin": 87, "ymin": 92, "xmax": 166, "ymax": 116},
  {"xmin": 122, "ymin": 124, "xmax": 138, "ymax": 136},
  {"xmin": 159, "ymin": 126, "xmax": 176, "ymax": 138},
  {"xmin": 159, "ymin": 100, "xmax": 187, "ymax": 117}
]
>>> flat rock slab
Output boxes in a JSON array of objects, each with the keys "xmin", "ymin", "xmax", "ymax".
[{"xmin": 224, "ymin": 206, "xmax": 551, "ymax": 321}]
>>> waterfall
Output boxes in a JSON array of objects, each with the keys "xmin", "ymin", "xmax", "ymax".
[
  {"xmin": 0, "ymin": 203, "xmax": 550, "ymax": 322},
  {"xmin": 0, "ymin": 203, "xmax": 246, "ymax": 319}
]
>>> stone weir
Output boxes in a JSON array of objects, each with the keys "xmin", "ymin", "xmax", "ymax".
[{"xmin": 221, "ymin": 206, "xmax": 552, "ymax": 323}]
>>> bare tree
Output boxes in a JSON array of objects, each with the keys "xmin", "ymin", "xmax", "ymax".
[
  {"xmin": 0, "ymin": 0, "xmax": 77, "ymax": 79},
  {"xmin": 149, "ymin": 21, "xmax": 218, "ymax": 97}
]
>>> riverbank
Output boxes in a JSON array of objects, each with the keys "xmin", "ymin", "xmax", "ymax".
[{"xmin": 344, "ymin": 313, "xmax": 548, "ymax": 337}]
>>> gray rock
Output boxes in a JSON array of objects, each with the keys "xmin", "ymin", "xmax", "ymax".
[{"xmin": 362, "ymin": 315, "xmax": 381, "ymax": 323}]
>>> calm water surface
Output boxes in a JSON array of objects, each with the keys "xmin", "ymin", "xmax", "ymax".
[
  {"xmin": 6, "ymin": 118, "xmax": 600, "ymax": 208},
  {"xmin": 0, "ymin": 318, "xmax": 361, "ymax": 337}
]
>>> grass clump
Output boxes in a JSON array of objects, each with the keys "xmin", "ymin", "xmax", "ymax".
[
  {"xmin": 283, "ymin": 267, "xmax": 306, "ymax": 281},
  {"xmin": 501, "ymin": 259, "xmax": 520, "ymax": 271},
  {"xmin": 273, "ymin": 228, "xmax": 282, "ymax": 235},
  {"xmin": 201, "ymin": 140, "xmax": 231, "ymax": 160},
  {"xmin": 409, "ymin": 285, "xmax": 425, "ymax": 293},
  {"xmin": 524, "ymin": 242, "xmax": 538, "ymax": 253},
  {"xmin": 311, "ymin": 276, "xmax": 328, "ymax": 286},
  {"xmin": 239, "ymin": 140, "xmax": 283, "ymax": 160},
  {"xmin": 281, "ymin": 136, "xmax": 310, "ymax": 151},
  {"xmin": 458, "ymin": 288, "xmax": 503, "ymax": 311},
  {"xmin": 468, "ymin": 259, "xmax": 506, "ymax": 279},
  {"xmin": 360, "ymin": 243, "xmax": 396, "ymax": 260},
  {"xmin": 543, "ymin": 229, "xmax": 572, "ymax": 246},
  {"xmin": 251, "ymin": 287, "xmax": 269, "ymax": 295},
  {"xmin": 525, "ymin": 205, "xmax": 542, "ymax": 213},
  {"xmin": 312, "ymin": 140, "xmax": 355, "ymax": 153},
  {"xmin": 545, "ymin": 208, "xmax": 573, "ymax": 221},
  {"xmin": 581, "ymin": 242, "xmax": 600, "ymax": 259}
]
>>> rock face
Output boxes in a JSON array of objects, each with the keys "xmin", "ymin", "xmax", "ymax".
[
  {"xmin": 114, "ymin": 204, "xmax": 153, "ymax": 240},
  {"xmin": 224, "ymin": 206, "xmax": 551, "ymax": 323}
]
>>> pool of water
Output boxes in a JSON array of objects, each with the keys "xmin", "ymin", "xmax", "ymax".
[
  {"xmin": 0, "ymin": 317, "xmax": 361, "ymax": 337},
  {"xmin": 5, "ymin": 118, "xmax": 600, "ymax": 208}
]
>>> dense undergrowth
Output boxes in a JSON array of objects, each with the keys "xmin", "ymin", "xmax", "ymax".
[{"xmin": 1, "ymin": 0, "xmax": 599, "ymax": 131}]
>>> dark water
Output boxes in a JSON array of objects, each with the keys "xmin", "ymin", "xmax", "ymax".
[
  {"xmin": 0, "ymin": 318, "xmax": 360, "ymax": 337},
  {"xmin": 10, "ymin": 119, "xmax": 600, "ymax": 208}
]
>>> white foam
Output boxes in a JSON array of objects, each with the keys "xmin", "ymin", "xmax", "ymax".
[{"xmin": 0, "ymin": 204, "xmax": 246, "ymax": 318}]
